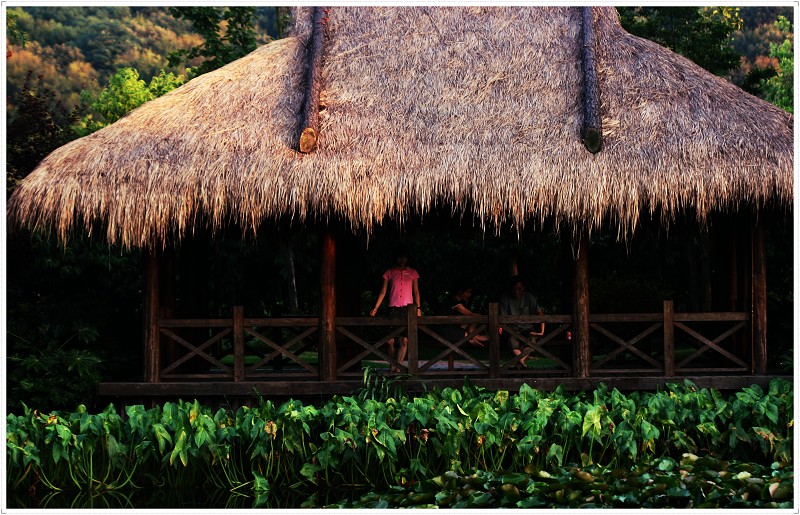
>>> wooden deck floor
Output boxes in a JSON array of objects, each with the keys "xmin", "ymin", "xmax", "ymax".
[{"xmin": 98, "ymin": 374, "xmax": 786, "ymax": 406}]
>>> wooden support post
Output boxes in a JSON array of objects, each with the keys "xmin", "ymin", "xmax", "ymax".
[
  {"xmin": 143, "ymin": 250, "xmax": 160, "ymax": 383},
  {"xmin": 729, "ymin": 231, "xmax": 739, "ymax": 311},
  {"xmin": 298, "ymin": 6, "xmax": 328, "ymax": 153},
  {"xmin": 663, "ymin": 300, "xmax": 675, "ymax": 377},
  {"xmin": 488, "ymin": 303, "xmax": 501, "ymax": 379},
  {"xmin": 572, "ymin": 231, "xmax": 591, "ymax": 378},
  {"xmin": 320, "ymin": 229, "xmax": 337, "ymax": 381},
  {"xmin": 581, "ymin": 6, "xmax": 602, "ymax": 153},
  {"xmin": 233, "ymin": 306, "xmax": 245, "ymax": 382},
  {"xmin": 160, "ymin": 248, "xmax": 177, "ymax": 367},
  {"xmin": 407, "ymin": 304, "xmax": 419, "ymax": 375},
  {"xmin": 751, "ymin": 218, "xmax": 767, "ymax": 375}
]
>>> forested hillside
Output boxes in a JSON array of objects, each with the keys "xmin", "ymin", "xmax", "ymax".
[
  {"xmin": 731, "ymin": 6, "xmax": 794, "ymax": 86},
  {"xmin": 6, "ymin": 6, "xmax": 283, "ymax": 116}
]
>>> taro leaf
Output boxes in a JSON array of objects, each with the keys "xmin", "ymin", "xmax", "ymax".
[
  {"xmin": 466, "ymin": 491, "xmax": 494, "ymax": 507},
  {"xmin": 252, "ymin": 491, "xmax": 271, "ymax": 509},
  {"xmin": 681, "ymin": 452, "xmax": 699, "ymax": 464},
  {"xmin": 252, "ymin": 469, "xmax": 270, "ymax": 492},
  {"xmin": 581, "ymin": 406, "xmax": 603, "ymax": 436},
  {"xmin": 769, "ymin": 482, "xmax": 793, "ymax": 501},
  {"xmin": 546, "ymin": 444, "xmax": 564, "ymax": 467},
  {"xmin": 657, "ymin": 457, "xmax": 677, "ymax": 472},
  {"xmin": 300, "ymin": 462, "xmax": 322, "ymax": 484},
  {"xmin": 435, "ymin": 490, "xmax": 457, "ymax": 507},
  {"xmin": 495, "ymin": 390, "xmax": 509, "ymax": 405},
  {"xmin": 500, "ymin": 483, "xmax": 521, "ymax": 502},
  {"xmin": 194, "ymin": 424, "xmax": 209, "ymax": 447},
  {"xmin": 414, "ymin": 478, "xmax": 441, "ymax": 493},
  {"xmin": 517, "ymin": 495, "xmax": 547, "ymax": 508},
  {"xmin": 666, "ymin": 487, "xmax": 690, "ymax": 498},
  {"xmin": 729, "ymin": 424, "xmax": 751, "ymax": 448},
  {"xmin": 640, "ymin": 419, "xmax": 660, "ymax": 441},
  {"xmin": 613, "ymin": 491, "xmax": 640, "ymax": 506},
  {"xmin": 497, "ymin": 472, "xmax": 530, "ymax": 486},
  {"xmin": 79, "ymin": 413, "xmax": 94, "ymax": 434},
  {"xmin": 695, "ymin": 456, "xmax": 720, "ymax": 469},
  {"xmin": 170, "ymin": 429, "xmax": 188, "ymax": 467},
  {"xmin": 402, "ymin": 491, "xmax": 436, "ymax": 506},
  {"xmin": 152, "ymin": 423, "xmax": 172, "ymax": 454}
]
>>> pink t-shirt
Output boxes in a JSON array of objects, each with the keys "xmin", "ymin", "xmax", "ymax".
[{"xmin": 383, "ymin": 267, "xmax": 419, "ymax": 308}]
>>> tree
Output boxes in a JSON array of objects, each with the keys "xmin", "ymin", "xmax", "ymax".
[
  {"xmin": 78, "ymin": 17, "xmax": 134, "ymax": 77},
  {"xmin": 6, "ymin": 9, "xmax": 28, "ymax": 57},
  {"xmin": 761, "ymin": 16, "xmax": 793, "ymax": 113},
  {"xmin": 167, "ymin": 7, "xmax": 258, "ymax": 78},
  {"xmin": 75, "ymin": 67, "xmax": 185, "ymax": 135},
  {"xmin": 617, "ymin": 6, "xmax": 744, "ymax": 76},
  {"xmin": 6, "ymin": 71, "xmax": 79, "ymax": 193}
]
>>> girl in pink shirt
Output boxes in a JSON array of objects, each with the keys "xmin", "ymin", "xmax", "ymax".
[{"xmin": 370, "ymin": 247, "xmax": 421, "ymax": 372}]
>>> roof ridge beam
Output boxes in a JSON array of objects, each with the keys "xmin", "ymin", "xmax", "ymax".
[
  {"xmin": 581, "ymin": 6, "xmax": 603, "ymax": 154},
  {"xmin": 298, "ymin": 6, "xmax": 329, "ymax": 153}
]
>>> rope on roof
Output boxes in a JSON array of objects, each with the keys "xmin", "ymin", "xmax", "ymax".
[
  {"xmin": 298, "ymin": 6, "xmax": 329, "ymax": 153},
  {"xmin": 581, "ymin": 6, "xmax": 602, "ymax": 154}
]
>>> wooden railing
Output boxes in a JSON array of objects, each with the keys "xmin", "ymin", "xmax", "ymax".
[{"xmin": 156, "ymin": 301, "xmax": 751, "ymax": 382}]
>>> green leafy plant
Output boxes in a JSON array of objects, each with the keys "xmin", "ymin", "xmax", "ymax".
[
  {"xmin": 761, "ymin": 15, "xmax": 793, "ymax": 113},
  {"xmin": 75, "ymin": 67, "xmax": 185, "ymax": 134},
  {"xmin": 167, "ymin": 7, "xmax": 259, "ymax": 79},
  {"xmin": 7, "ymin": 325, "xmax": 103, "ymax": 412},
  {"xmin": 7, "ymin": 379, "xmax": 793, "ymax": 501}
]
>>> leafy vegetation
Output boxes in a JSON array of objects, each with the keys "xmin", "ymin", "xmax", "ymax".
[
  {"xmin": 6, "ymin": 236, "xmax": 143, "ymax": 412},
  {"xmin": 166, "ymin": 7, "xmax": 259, "ymax": 79},
  {"xmin": 8, "ymin": 379, "xmax": 793, "ymax": 506},
  {"xmin": 760, "ymin": 16, "xmax": 794, "ymax": 113},
  {"xmin": 331, "ymin": 459, "xmax": 793, "ymax": 509},
  {"xmin": 6, "ymin": 71, "xmax": 80, "ymax": 192},
  {"xmin": 618, "ymin": 6, "xmax": 744, "ymax": 76},
  {"xmin": 75, "ymin": 67, "xmax": 185, "ymax": 134}
]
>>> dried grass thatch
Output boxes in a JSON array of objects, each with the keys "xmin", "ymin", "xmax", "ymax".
[{"xmin": 7, "ymin": 7, "xmax": 793, "ymax": 248}]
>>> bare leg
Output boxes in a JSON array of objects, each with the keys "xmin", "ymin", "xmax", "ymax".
[
  {"xmin": 465, "ymin": 324, "xmax": 489, "ymax": 346},
  {"xmin": 511, "ymin": 339, "xmax": 527, "ymax": 367},
  {"xmin": 387, "ymin": 338, "xmax": 396, "ymax": 371},
  {"xmin": 395, "ymin": 337, "xmax": 408, "ymax": 371}
]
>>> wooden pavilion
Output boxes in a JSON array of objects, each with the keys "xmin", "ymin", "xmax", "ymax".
[{"xmin": 7, "ymin": 7, "xmax": 793, "ymax": 403}]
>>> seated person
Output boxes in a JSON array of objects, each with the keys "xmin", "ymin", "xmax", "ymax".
[
  {"xmin": 437, "ymin": 284, "xmax": 489, "ymax": 347},
  {"xmin": 499, "ymin": 276, "xmax": 544, "ymax": 367}
]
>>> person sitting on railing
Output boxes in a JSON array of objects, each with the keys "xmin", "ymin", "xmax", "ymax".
[
  {"xmin": 437, "ymin": 283, "xmax": 489, "ymax": 347},
  {"xmin": 369, "ymin": 245, "xmax": 421, "ymax": 372},
  {"xmin": 499, "ymin": 275, "xmax": 544, "ymax": 368}
]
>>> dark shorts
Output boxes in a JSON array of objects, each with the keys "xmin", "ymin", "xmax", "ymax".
[
  {"xmin": 388, "ymin": 306, "xmax": 407, "ymax": 317},
  {"xmin": 389, "ymin": 306, "xmax": 408, "ymax": 337},
  {"xmin": 507, "ymin": 327, "xmax": 538, "ymax": 350}
]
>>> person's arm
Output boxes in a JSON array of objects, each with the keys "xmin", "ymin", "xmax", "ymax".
[
  {"xmin": 531, "ymin": 303, "xmax": 545, "ymax": 336},
  {"xmin": 370, "ymin": 278, "xmax": 389, "ymax": 316},
  {"xmin": 412, "ymin": 278, "xmax": 421, "ymax": 315},
  {"xmin": 452, "ymin": 302, "xmax": 478, "ymax": 316}
]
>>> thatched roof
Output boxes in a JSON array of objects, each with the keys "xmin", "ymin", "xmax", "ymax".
[{"xmin": 7, "ymin": 6, "xmax": 793, "ymax": 248}]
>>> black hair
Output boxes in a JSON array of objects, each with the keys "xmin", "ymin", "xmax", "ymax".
[
  {"xmin": 392, "ymin": 244, "xmax": 409, "ymax": 260},
  {"xmin": 451, "ymin": 280, "xmax": 473, "ymax": 295}
]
